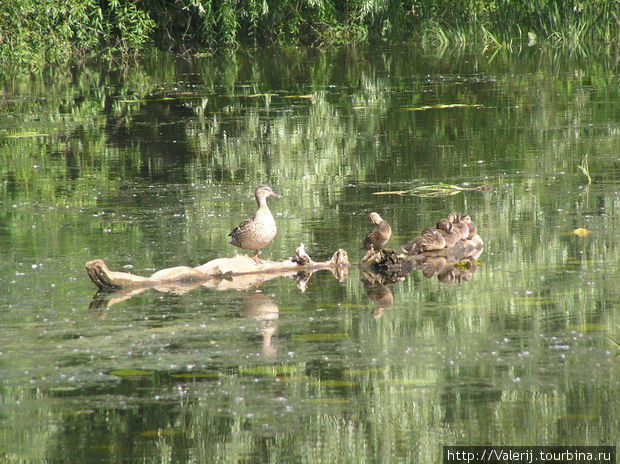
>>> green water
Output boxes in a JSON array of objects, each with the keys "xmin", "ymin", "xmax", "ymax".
[{"xmin": 0, "ymin": 46, "xmax": 618, "ymax": 463}]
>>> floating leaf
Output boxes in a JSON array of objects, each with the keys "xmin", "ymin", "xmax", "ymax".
[
  {"xmin": 343, "ymin": 367, "xmax": 387, "ymax": 376},
  {"xmin": 239, "ymin": 364, "xmax": 303, "ymax": 377},
  {"xmin": 117, "ymin": 99, "xmax": 145, "ymax": 103},
  {"xmin": 108, "ymin": 368, "xmax": 155, "ymax": 377},
  {"xmin": 373, "ymin": 189, "xmax": 411, "ymax": 195},
  {"xmin": 118, "ymin": 97, "xmax": 176, "ymax": 103},
  {"xmin": 292, "ymin": 332, "xmax": 349, "ymax": 342},
  {"xmin": 4, "ymin": 131, "xmax": 49, "ymax": 138},
  {"xmin": 402, "ymin": 103, "xmax": 483, "ymax": 111},
  {"xmin": 571, "ymin": 228, "xmax": 591, "ymax": 236},
  {"xmin": 277, "ymin": 305, "xmax": 305, "ymax": 311},
  {"xmin": 170, "ymin": 371, "xmax": 221, "ymax": 379},
  {"xmin": 304, "ymin": 398, "xmax": 351, "ymax": 404},
  {"xmin": 374, "ymin": 184, "xmax": 489, "ymax": 197},
  {"xmin": 308, "ymin": 379, "xmax": 356, "ymax": 387},
  {"xmin": 556, "ymin": 414, "xmax": 597, "ymax": 421},
  {"xmin": 378, "ymin": 378, "xmax": 434, "ymax": 386},
  {"xmin": 139, "ymin": 428, "xmax": 186, "ymax": 437},
  {"xmin": 234, "ymin": 93, "xmax": 277, "ymax": 98}
]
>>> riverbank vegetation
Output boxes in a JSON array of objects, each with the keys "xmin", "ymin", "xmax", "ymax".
[{"xmin": 0, "ymin": 0, "xmax": 618, "ymax": 71}]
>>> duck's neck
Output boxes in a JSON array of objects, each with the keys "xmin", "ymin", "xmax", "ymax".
[{"xmin": 256, "ymin": 195, "xmax": 269, "ymax": 210}]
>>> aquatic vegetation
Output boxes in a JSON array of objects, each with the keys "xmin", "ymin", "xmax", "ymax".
[
  {"xmin": 577, "ymin": 154, "xmax": 592, "ymax": 184},
  {"xmin": 373, "ymin": 184, "xmax": 490, "ymax": 197},
  {"xmin": 108, "ymin": 368, "xmax": 156, "ymax": 377}
]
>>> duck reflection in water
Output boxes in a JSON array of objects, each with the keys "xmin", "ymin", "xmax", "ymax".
[
  {"xmin": 361, "ymin": 270, "xmax": 398, "ymax": 318},
  {"xmin": 242, "ymin": 292, "xmax": 279, "ymax": 357}
]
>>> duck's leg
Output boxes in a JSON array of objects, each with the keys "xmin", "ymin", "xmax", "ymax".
[{"xmin": 251, "ymin": 250, "xmax": 263, "ymax": 264}]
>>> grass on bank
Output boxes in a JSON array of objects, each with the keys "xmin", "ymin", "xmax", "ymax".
[{"xmin": 0, "ymin": 0, "xmax": 618, "ymax": 71}]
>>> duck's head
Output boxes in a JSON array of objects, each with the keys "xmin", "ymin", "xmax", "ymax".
[
  {"xmin": 255, "ymin": 185, "xmax": 282, "ymax": 201},
  {"xmin": 436, "ymin": 219, "xmax": 453, "ymax": 232},
  {"xmin": 369, "ymin": 212, "xmax": 383, "ymax": 225},
  {"xmin": 447, "ymin": 212, "xmax": 460, "ymax": 223},
  {"xmin": 460, "ymin": 214, "xmax": 472, "ymax": 223}
]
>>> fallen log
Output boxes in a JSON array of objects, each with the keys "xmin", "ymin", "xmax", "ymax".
[{"xmin": 86, "ymin": 244, "xmax": 350, "ymax": 294}]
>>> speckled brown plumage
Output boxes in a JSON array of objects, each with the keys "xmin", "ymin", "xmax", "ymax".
[
  {"xmin": 401, "ymin": 228, "xmax": 446, "ymax": 254},
  {"xmin": 229, "ymin": 185, "xmax": 281, "ymax": 262},
  {"xmin": 435, "ymin": 219, "xmax": 461, "ymax": 248},
  {"xmin": 459, "ymin": 214, "xmax": 477, "ymax": 240},
  {"xmin": 362, "ymin": 212, "xmax": 392, "ymax": 251},
  {"xmin": 448, "ymin": 212, "xmax": 469, "ymax": 240}
]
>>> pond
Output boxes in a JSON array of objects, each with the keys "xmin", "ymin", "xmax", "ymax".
[{"xmin": 0, "ymin": 45, "xmax": 618, "ymax": 463}]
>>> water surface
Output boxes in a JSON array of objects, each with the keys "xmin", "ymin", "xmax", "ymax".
[{"xmin": 0, "ymin": 45, "xmax": 618, "ymax": 463}]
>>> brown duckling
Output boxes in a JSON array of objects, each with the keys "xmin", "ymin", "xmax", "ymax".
[
  {"xmin": 459, "ymin": 214, "xmax": 477, "ymax": 239},
  {"xmin": 436, "ymin": 219, "xmax": 461, "ymax": 248},
  {"xmin": 448, "ymin": 212, "xmax": 469, "ymax": 241},
  {"xmin": 229, "ymin": 185, "xmax": 281, "ymax": 263},
  {"xmin": 362, "ymin": 212, "xmax": 392, "ymax": 252},
  {"xmin": 402, "ymin": 228, "xmax": 446, "ymax": 254}
]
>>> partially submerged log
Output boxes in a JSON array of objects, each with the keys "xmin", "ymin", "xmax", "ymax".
[{"xmin": 86, "ymin": 244, "xmax": 350, "ymax": 294}]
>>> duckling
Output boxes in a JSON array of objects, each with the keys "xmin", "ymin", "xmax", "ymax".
[
  {"xmin": 459, "ymin": 214, "xmax": 477, "ymax": 239},
  {"xmin": 362, "ymin": 212, "xmax": 392, "ymax": 252},
  {"xmin": 448, "ymin": 212, "xmax": 469, "ymax": 241},
  {"xmin": 436, "ymin": 219, "xmax": 461, "ymax": 248},
  {"xmin": 401, "ymin": 228, "xmax": 446, "ymax": 254},
  {"xmin": 229, "ymin": 185, "xmax": 281, "ymax": 263}
]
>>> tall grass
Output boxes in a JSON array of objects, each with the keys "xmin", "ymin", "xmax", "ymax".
[
  {"xmin": 151, "ymin": 0, "xmax": 620, "ymax": 48},
  {"xmin": 0, "ymin": 0, "xmax": 617, "ymax": 71}
]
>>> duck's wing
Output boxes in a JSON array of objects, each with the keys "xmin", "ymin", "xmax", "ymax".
[
  {"xmin": 229, "ymin": 216, "xmax": 255, "ymax": 237},
  {"xmin": 362, "ymin": 229, "xmax": 379, "ymax": 250}
]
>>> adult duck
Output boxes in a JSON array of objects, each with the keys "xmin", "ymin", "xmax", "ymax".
[
  {"xmin": 229, "ymin": 185, "xmax": 281, "ymax": 263},
  {"xmin": 362, "ymin": 212, "xmax": 392, "ymax": 252}
]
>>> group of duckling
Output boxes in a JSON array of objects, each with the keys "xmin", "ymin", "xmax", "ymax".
[
  {"xmin": 362, "ymin": 211, "xmax": 478, "ymax": 255},
  {"xmin": 402, "ymin": 212, "xmax": 477, "ymax": 254},
  {"xmin": 228, "ymin": 185, "xmax": 478, "ymax": 264}
]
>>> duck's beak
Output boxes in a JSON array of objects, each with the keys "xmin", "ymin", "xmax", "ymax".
[{"xmin": 270, "ymin": 191, "xmax": 282, "ymax": 199}]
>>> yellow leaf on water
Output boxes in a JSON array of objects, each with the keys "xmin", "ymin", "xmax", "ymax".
[{"xmin": 571, "ymin": 228, "xmax": 591, "ymax": 236}]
